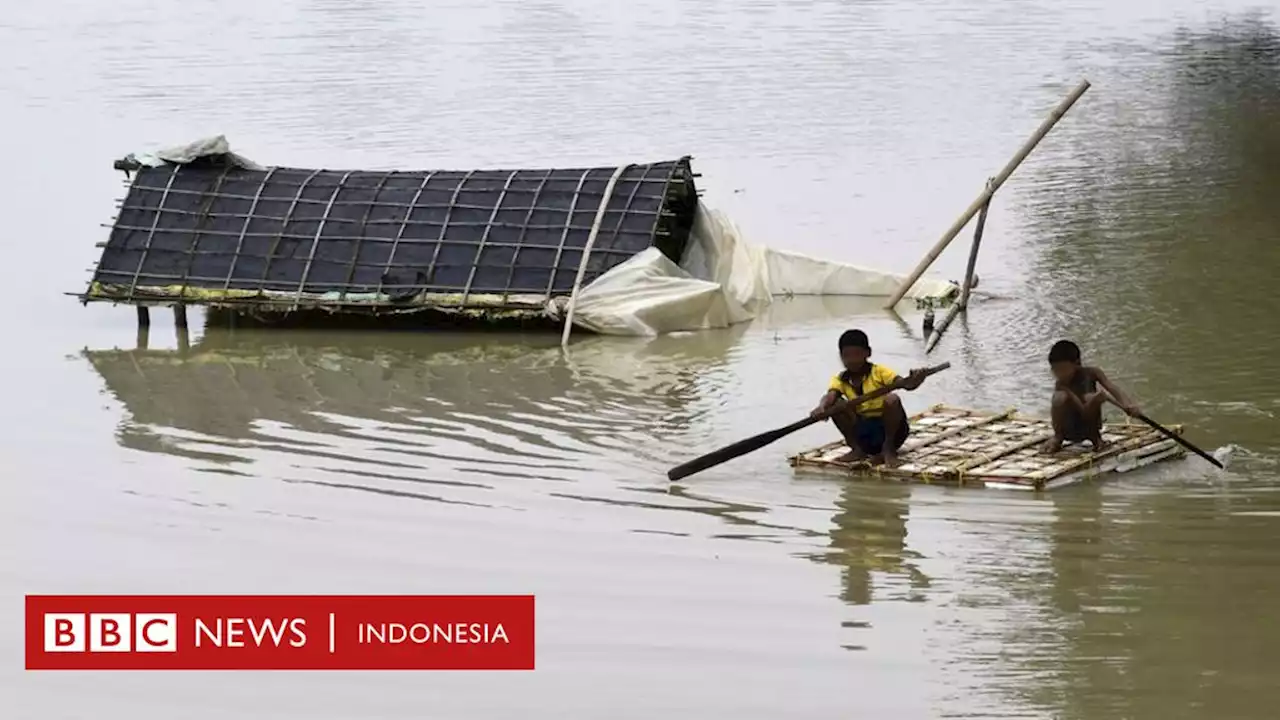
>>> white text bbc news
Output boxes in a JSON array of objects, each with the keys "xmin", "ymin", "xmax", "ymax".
[{"xmin": 43, "ymin": 613, "xmax": 312, "ymax": 652}]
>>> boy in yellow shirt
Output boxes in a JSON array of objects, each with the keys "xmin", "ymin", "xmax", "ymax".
[{"xmin": 810, "ymin": 329, "xmax": 928, "ymax": 467}]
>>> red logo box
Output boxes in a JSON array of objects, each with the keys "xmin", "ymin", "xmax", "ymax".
[{"xmin": 26, "ymin": 595, "xmax": 535, "ymax": 670}]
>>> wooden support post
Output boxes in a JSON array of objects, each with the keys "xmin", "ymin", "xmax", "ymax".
[
  {"xmin": 884, "ymin": 79, "xmax": 1091, "ymax": 309},
  {"xmin": 174, "ymin": 304, "xmax": 188, "ymax": 329},
  {"xmin": 926, "ymin": 186, "xmax": 990, "ymax": 355},
  {"xmin": 135, "ymin": 325, "xmax": 149, "ymax": 351},
  {"xmin": 925, "ymin": 303, "xmax": 960, "ymax": 354},
  {"xmin": 958, "ymin": 179, "xmax": 993, "ymax": 312},
  {"xmin": 176, "ymin": 324, "xmax": 190, "ymax": 355},
  {"xmin": 136, "ymin": 305, "xmax": 150, "ymax": 328}
]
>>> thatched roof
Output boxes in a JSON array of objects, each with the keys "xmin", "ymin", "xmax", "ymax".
[{"xmin": 80, "ymin": 152, "xmax": 699, "ymax": 315}]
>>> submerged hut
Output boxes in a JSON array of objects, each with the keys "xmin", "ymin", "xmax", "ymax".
[{"xmin": 78, "ymin": 137, "xmax": 700, "ymax": 331}]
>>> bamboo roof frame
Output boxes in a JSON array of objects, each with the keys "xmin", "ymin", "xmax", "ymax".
[{"xmin": 76, "ymin": 154, "xmax": 700, "ymax": 319}]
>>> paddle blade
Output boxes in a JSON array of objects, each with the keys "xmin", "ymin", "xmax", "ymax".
[
  {"xmin": 1212, "ymin": 445, "xmax": 1235, "ymax": 469},
  {"xmin": 667, "ymin": 425, "xmax": 796, "ymax": 481}
]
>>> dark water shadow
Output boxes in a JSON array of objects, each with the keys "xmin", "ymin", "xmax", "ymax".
[{"xmin": 1006, "ymin": 15, "xmax": 1280, "ymax": 718}]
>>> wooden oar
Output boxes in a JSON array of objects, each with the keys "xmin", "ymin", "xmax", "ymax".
[
  {"xmin": 1094, "ymin": 394, "xmax": 1224, "ymax": 469},
  {"xmin": 1130, "ymin": 411, "xmax": 1225, "ymax": 469},
  {"xmin": 666, "ymin": 362, "xmax": 951, "ymax": 481}
]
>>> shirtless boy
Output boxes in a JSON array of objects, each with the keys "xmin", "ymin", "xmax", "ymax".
[{"xmin": 1043, "ymin": 340, "xmax": 1140, "ymax": 454}]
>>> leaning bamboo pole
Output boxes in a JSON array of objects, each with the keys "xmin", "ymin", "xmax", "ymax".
[
  {"xmin": 884, "ymin": 79, "xmax": 1091, "ymax": 309},
  {"xmin": 925, "ymin": 184, "xmax": 990, "ymax": 354},
  {"xmin": 956, "ymin": 176, "xmax": 994, "ymax": 312}
]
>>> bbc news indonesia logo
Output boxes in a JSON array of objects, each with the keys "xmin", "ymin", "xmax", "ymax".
[{"xmin": 25, "ymin": 595, "xmax": 534, "ymax": 670}]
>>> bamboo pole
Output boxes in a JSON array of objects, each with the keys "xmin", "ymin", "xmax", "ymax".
[
  {"xmin": 884, "ymin": 79, "xmax": 1091, "ymax": 309},
  {"xmin": 561, "ymin": 164, "xmax": 630, "ymax": 348},
  {"xmin": 925, "ymin": 296, "xmax": 962, "ymax": 353},
  {"xmin": 926, "ymin": 185, "xmax": 992, "ymax": 354},
  {"xmin": 958, "ymin": 177, "xmax": 993, "ymax": 311}
]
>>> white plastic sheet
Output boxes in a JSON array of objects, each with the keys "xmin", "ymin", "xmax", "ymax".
[
  {"xmin": 122, "ymin": 135, "xmax": 265, "ymax": 171},
  {"xmin": 563, "ymin": 203, "xmax": 958, "ymax": 336}
]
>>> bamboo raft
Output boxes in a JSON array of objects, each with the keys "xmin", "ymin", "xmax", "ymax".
[{"xmin": 788, "ymin": 404, "xmax": 1187, "ymax": 491}]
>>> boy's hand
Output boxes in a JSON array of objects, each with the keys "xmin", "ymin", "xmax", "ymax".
[
  {"xmin": 811, "ymin": 396, "xmax": 839, "ymax": 419},
  {"xmin": 815, "ymin": 399, "xmax": 857, "ymax": 419},
  {"xmin": 901, "ymin": 368, "xmax": 928, "ymax": 390}
]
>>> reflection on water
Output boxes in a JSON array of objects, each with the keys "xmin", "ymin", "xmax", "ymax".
[
  {"xmin": 83, "ymin": 325, "xmax": 752, "ymax": 489},
  {"xmin": 803, "ymin": 481, "xmax": 927, "ymax": 610},
  {"xmin": 1038, "ymin": 482, "xmax": 1280, "ymax": 720}
]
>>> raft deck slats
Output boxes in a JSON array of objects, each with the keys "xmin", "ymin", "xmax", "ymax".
[{"xmin": 789, "ymin": 404, "xmax": 1187, "ymax": 491}]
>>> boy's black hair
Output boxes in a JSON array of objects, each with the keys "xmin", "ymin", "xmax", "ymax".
[
  {"xmin": 839, "ymin": 329, "xmax": 870, "ymax": 351},
  {"xmin": 1048, "ymin": 340, "xmax": 1082, "ymax": 364}
]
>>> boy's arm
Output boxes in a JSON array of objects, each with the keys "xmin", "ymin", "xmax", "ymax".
[
  {"xmin": 1092, "ymin": 367, "xmax": 1140, "ymax": 415},
  {"xmin": 811, "ymin": 389, "xmax": 843, "ymax": 418},
  {"xmin": 1054, "ymin": 379, "xmax": 1087, "ymax": 409}
]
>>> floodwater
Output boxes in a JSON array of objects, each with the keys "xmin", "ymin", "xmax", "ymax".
[{"xmin": 3, "ymin": 0, "xmax": 1280, "ymax": 717}]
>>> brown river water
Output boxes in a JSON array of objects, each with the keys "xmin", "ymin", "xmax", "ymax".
[{"xmin": 4, "ymin": 0, "xmax": 1280, "ymax": 718}]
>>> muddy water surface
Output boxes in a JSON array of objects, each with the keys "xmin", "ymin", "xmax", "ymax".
[{"xmin": 3, "ymin": 1, "xmax": 1280, "ymax": 718}]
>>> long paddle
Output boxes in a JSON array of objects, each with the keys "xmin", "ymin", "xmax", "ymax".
[
  {"xmin": 667, "ymin": 362, "xmax": 951, "ymax": 481},
  {"xmin": 1129, "ymin": 410, "xmax": 1225, "ymax": 469},
  {"xmin": 1093, "ymin": 393, "xmax": 1224, "ymax": 469}
]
